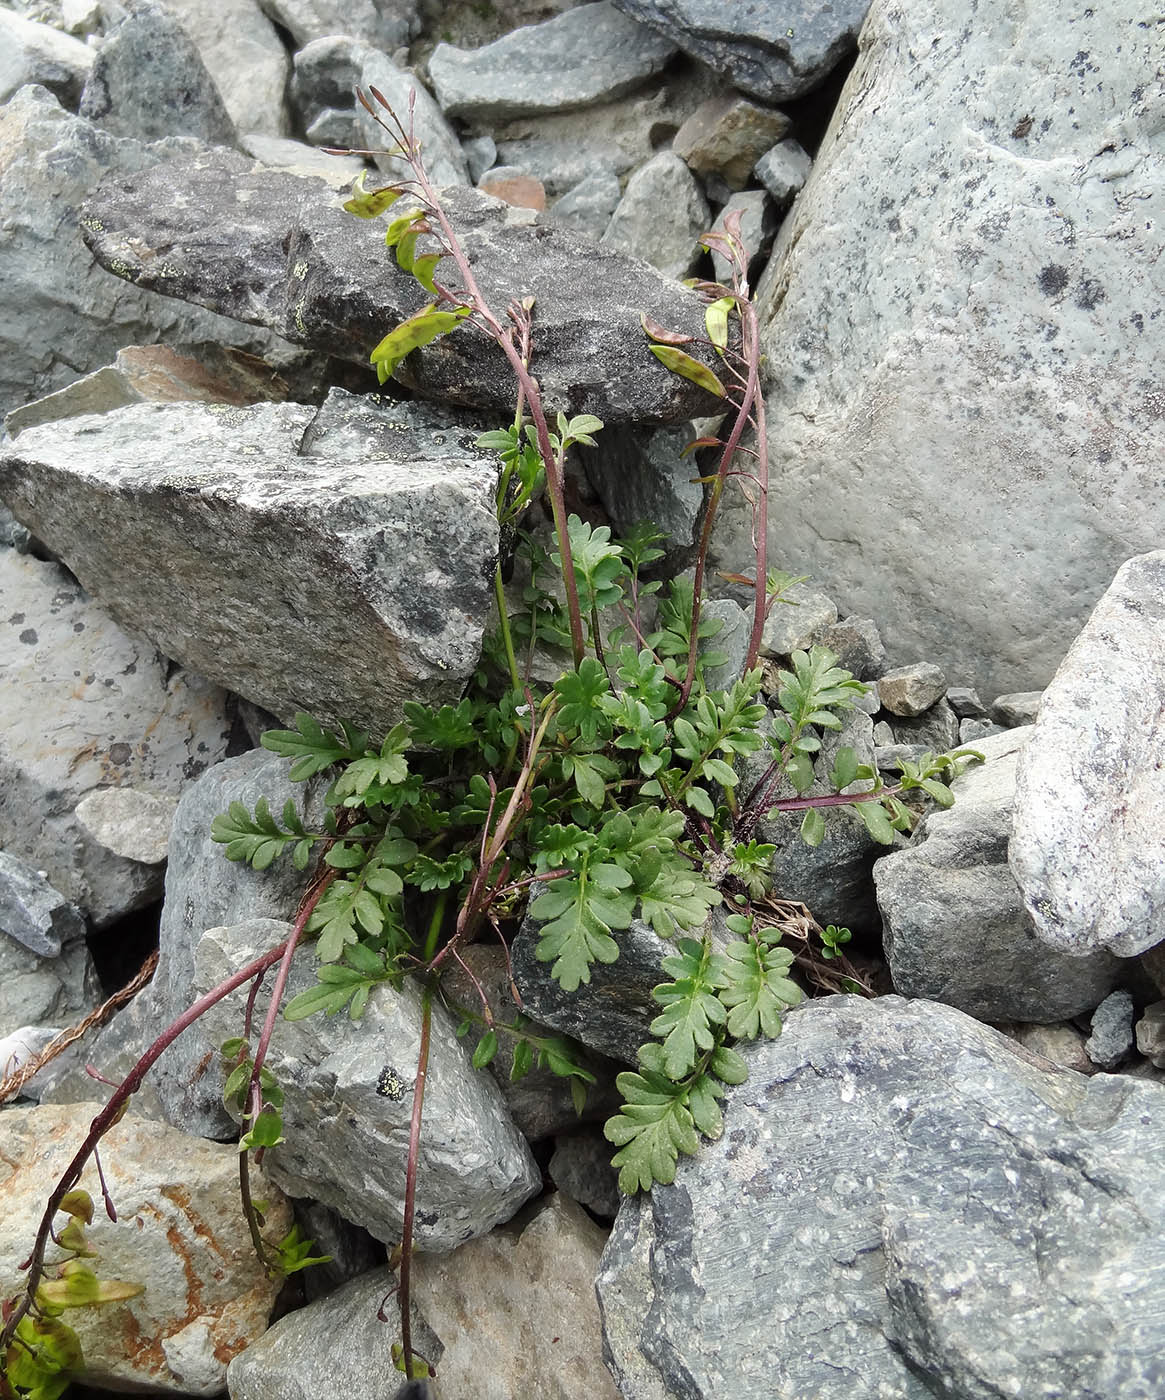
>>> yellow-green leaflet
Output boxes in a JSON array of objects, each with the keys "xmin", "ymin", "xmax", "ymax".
[
  {"xmin": 369, "ymin": 304, "xmax": 471, "ymax": 380},
  {"xmin": 649, "ymin": 344, "xmax": 726, "ymax": 398}
]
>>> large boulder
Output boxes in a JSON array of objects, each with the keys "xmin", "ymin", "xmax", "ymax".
[
  {"xmin": 0, "ymin": 1103, "xmax": 293, "ymax": 1395},
  {"xmin": 598, "ymin": 995, "xmax": 1165, "ymax": 1399},
  {"xmin": 1010, "ymin": 552, "xmax": 1165, "ymax": 958},
  {"xmin": 710, "ymin": 0, "xmax": 1165, "ymax": 698},
  {"xmin": 0, "ymin": 85, "xmax": 288, "ymax": 413},
  {"xmin": 79, "ymin": 151, "xmax": 725, "ymax": 424},
  {"xmin": 0, "ymin": 390, "xmax": 500, "ymax": 737}
]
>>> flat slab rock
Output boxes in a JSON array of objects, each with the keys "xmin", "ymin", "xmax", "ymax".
[
  {"xmin": 598, "ymin": 995, "xmax": 1165, "ymax": 1400},
  {"xmin": 0, "ymin": 390, "xmax": 499, "ymax": 738},
  {"xmin": 80, "ymin": 151, "xmax": 723, "ymax": 425}
]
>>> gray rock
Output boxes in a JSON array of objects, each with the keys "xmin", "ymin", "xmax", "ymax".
[
  {"xmin": 195, "ymin": 919, "xmax": 541, "ymax": 1251},
  {"xmin": 35, "ymin": 983, "xmax": 166, "ymax": 1119},
  {"xmin": 876, "ymin": 728, "xmax": 1128, "ymax": 1022},
  {"xmin": 0, "ymin": 549, "xmax": 233, "ymax": 927},
  {"xmin": 698, "ymin": 598, "xmax": 749, "ymax": 694},
  {"xmin": 598, "ymin": 995, "xmax": 1165, "ymax": 1400},
  {"xmin": 356, "ymin": 51, "xmax": 469, "ymax": 188},
  {"xmin": 874, "ymin": 741, "xmax": 927, "ymax": 772},
  {"xmin": 719, "ymin": 0, "xmax": 1165, "ymax": 699},
  {"xmin": 0, "ymin": 850, "xmax": 86, "ymax": 957},
  {"xmin": 1003, "ymin": 1020, "xmax": 1094, "ymax": 1076},
  {"xmin": 876, "ymin": 662, "xmax": 947, "ymax": 717},
  {"xmin": 303, "ymin": 106, "xmax": 360, "ymax": 149},
  {"xmin": 1010, "ymin": 553, "xmax": 1165, "ymax": 958},
  {"xmin": 884, "ymin": 697, "xmax": 960, "ymax": 753},
  {"xmin": 165, "ymin": 0, "xmax": 291, "ymax": 137},
  {"xmin": 74, "ymin": 788, "xmax": 178, "ymax": 865},
  {"xmin": 759, "ymin": 584, "xmax": 837, "ymax": 657},
  {"xmin": 550, "ymin": 1130, "xmax": 621, "ymax": 1220},
  {"xmin": 257, "ymin": 0, "xmax": 418, "ymax": 51},
  {"xmin": 708, "ymin": 189, "xmax": 777, "ymax": 284},
  {"xmin": 755, "ymin": 137, "xmax": 812, "ymax": 205},
  {"xmin": 960, "ymin": 716, "xmax": 1004, "ymax": 745},
  {"xmin": 673, "ymin": 95, "xmax": 790, "ymax": 192},
  {"xmin": 991, "ymin": 689, "xmax": 1043, "ymax": 726},
  {"xmin": 290, "ymin": 34, "xmax": 372, "ymax": 127},
  {"xmin": 946, "ymin": 685, "xmax": 986, "ymax": 718},
  {"xmin": 429, "ymin": 3, "xmax": 675, "ymax": 122},
  {"xmin": 601, "ymin": 151, "xmax": 709, "ymax": 280},
  {"xmin": 493, "ymin": 136, "xmax": 636, "ymax": 198},
  {"xmin": 1085, "ymin": 989, "xmax": 1135, "ymax": 1071},
  {"xmin": 290, "ymin": 1198, "xmax": 385, "ymax": 1303},
  {"xmin": 609, "ymin": 0, "xmax": 869, "ymax": 102},
  {"xmin": 549, "ymin": 167, "xmax": 623, "ymax": 241},
  {"xmin": 80, "ymin": 152, "xmax": 725, "ymax": 424},
  {"xmin": 0, "ymin": 10, "xmax": 93, "ymax": 106},
  {"xmin": 583, "ymin": 423, "xmax": 703, "ymax": 556},
  {"xmin": 0, "ymin": 86, "xmax": 285, "ymax": 414},
  {"xmin": 61, "ymin": 0, "xmax": 101, "ymax": 36},
  {"xmin": 0, "ymin": 920, "xmax": 98, "ymax": 1038},
  {"xmin": 0, "ymin": 392, "xmax": 499, "ymax": 737},
  {"xmin": 463, "ymin": 133, "xmax": 496, "ymax": 183},
  {"xmin": 818, "ymin": 615, "xmax": 887, "ymax": 681},
  {"xmin": 1135, "ymin": 1001, "xmax": 1165, "ymax": 1069},
  {"xmin": 241, "ymin": 132, "xmax": 368, "ymax": 187},
  {"xmin": 79, "ymin": 0, "xmax": 237, "ymax": 145}
]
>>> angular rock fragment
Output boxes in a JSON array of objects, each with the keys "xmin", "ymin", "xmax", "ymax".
[
  {"xmin": 0, "ymin": 391, "xmax": 500, "ymax": 737},
  {"xmin": 356, "ymin": 50, "xmax": 469, "ymax": 188},
  {"xmin": 755, "ymin": 138, "xmax": 812, "ymax": 204},
  {"xmin": 257, "ymin": 0, "xmax": 418, "ymax": 52},
  {"xmin": 548, "ymin": 167, "xmax": 623, "ymax": 240},
  {"xmin": 0, "ymin": 913, "xmax": 99, "ymax": 1039},
  {"xmin": 80, "ymin": 153, "xmax": 723, "ymax": 423},
  {"xmin": 876, "ymin": 661, "xmax": 947, "ymax": 716},
  {"xmin": 759, "ymin": 584, "xmax": 837, "ymax": 657},
  {"xmin": 74, "ymin": 788, "xmax": 178, "ymax": 866},
  {"xmin": 429, "ymin": 3, "xmax": 676, "ymax": 122},
  {"xmin": 600, "ymin": 150, "xmax": 708, "ymax": 280},
  {"xmin": 673, "ymin": 94, "xmax": 790, "ymax": 191},
  {"xmin": 0, "ymin": 850, "xmax": 86, "ymax": 958},
  {"xmin": 583, "ymin": 423, "xmax": 702, "ymax": 557},
  {"xmin": 598, "ymin": 995, "xmax": 1165, "ymax": 1400},
  {"xmin": 0, "ymin": 10, "xmax": 94, "ymax": 107},
  {"xmin": 708, "ymin": 190, "xmax": 777, "ymax": 283},
  {"xmin": 165, "ymin": 0, "xmax": 291, "ymax": 137},
  {"xmin": 194, "ymin": 920, "xmax": 541, "ymax": 1251},
  {"xmin": 1085, "ymin": 989, "xmax": 1135, "ymax": 1070}
]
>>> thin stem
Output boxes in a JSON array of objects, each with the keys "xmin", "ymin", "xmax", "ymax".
[{"xmin": 493, "ymin": 565, "xmax": 521, "ymax": 691}]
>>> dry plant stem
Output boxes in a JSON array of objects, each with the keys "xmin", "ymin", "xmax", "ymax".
[{"xmin": 0, "ymin": 951, "xmax": 158, "ymax": 1107}]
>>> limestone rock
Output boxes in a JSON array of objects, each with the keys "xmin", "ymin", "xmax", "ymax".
[
  {"xmin": 74, "ymin": 788, "xmax": 178, "ymax": 865},
  {"xmin": 356, "ymin": 51, "xmax": 469, "ymax": 188},
  {"xmin": 429, "ymin": 3, "xmax": 675, "ymax": 122},
  {"xmin": 165, "ymin": 0, "xmax": 291, "ymax": 137},
  {"xmin": 1010, "ymin": 553, "xmax": 1165, "ymax": 958},
  {"xmin": 713, "ymin": 0, "xmax": 1165, "ymax": 698},
  {"xmin": 876, "ymin": 728, "xmax": 1128, "ymax": 1022},
  {"xmin": 194, "ymin": 920, "xmax": 541, "ymax": 1251},
  {"xmin": 79, "ymin": 1, "xmax": 238, "ymax": 146},
  {"xmin": 598, "ymin": 995, "xmax": 1165, "ymax": 1399},
  {"xmin": 673, "ymin": 95, "xmax": 790, "ymax": 191},
  {"xmin": 0, "ymin": 10, "xmax": 93, "ymax": 107},
  {"xmin": 0, "ymin": 391, "xmax": 500, "ymax": 738},
  {"xmin": 600, "ymin": 150, "xmax": 709, "ymax": 281},
  {"xmin": 609, "ymin": 0, "xmax": 869, "ymax": 102},
  {"xmin": 0, "ymin": 550, "xmax": 233, "ymax": 927},
  {"xmin": 0, "ymin": 850, "xmax": 86, "ymax": 958},
  {"xmin": 876, "ymin": 662, "xmax": 947, "ymax": 717},
  {"xmin": 80, "ymin": 152, "xmax": 724, "ymax": 424},
  {"xmin": 0, "ymin": 1103, "xmax": 292, "ymax": 1395}
]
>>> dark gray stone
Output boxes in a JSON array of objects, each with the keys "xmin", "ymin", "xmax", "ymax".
[
  {"xmin": 991, "ymin": 689, "xmax": 1044, "ymax": 726},
  {"xmin": 609, "ymin": 0, "xmax": 869, "ymax": 102},
  {"xmin": 876, "ymin": 728, "xmax": 1128, "ymax": 1022},
  {"xmin": 876, "ymin": 661, "xmax": 947, "ymax": 716},
  {"xmin": 304, "ymin": 107, "xmax": 359, "ymax": 150},
  {"xmin": 291, "ymin": 1199, "xmax": 385, "ymax": 1304},
  {"xmin": 80, "ymin": 152, "xmax": 725, "ymax": 424},
  {"xmin": 598, "ymin": 995, "xmax": 1165, "ymax": 1400},
  {"xmin": 494, "ymin": 136, "xmax": 637, "ymax": 197},
  {"xmin": 960, "ymin": 716, "xmax": 1004, "ymax": 745},
  {"xmin": 946, "ymin": 685, "xmax": 986, "ymax": 718},
  {"xmin": 550, "ymin": 1129, "xmax": 621, "ymax": 1220},
  {"xmin": 886, "ymin": 697, "xmax": 961, "ymax": 753},
  {"xmin": 600, "ymin": 150, "xmax": 709, "ymax": 281},
  {"xmin": 257, "ymin": 0, "xmax": 418, "ymax": 51},
  {"xmin": 754, "ymin": 137, "xmax": 812, "ymax": 205},
  {"xmin": 195, "ymin": 919, "xmax": 541, "ymax": 1251},
  {"xmin": 0, "ymin": 851, "xmax": 86, "ymax": 958},
  {"xmin": 1085, "ymin": 989, "xmax": 1135, "ymax": 1071},
  {"xmin": 819, "ymin": 615, "xmax": 888, "ymax": 681},
  {"xmin": 429, "ymin": 3, "xmax": 676, "ymax": 122},
  {"xmin": 583, "ymin": 423, "xmax": 702, "ymax": 556},
  {"xmin": 708, "ymin": 189, "xmax": 777, "ymax": 284},
  {"xmin": 0, "ymin": 924, "xmax": 99, "ymax": 1040},
  {"xmin": 289, "ymin": 34, "xmax": 373, "ymax": 130},
  {"xmin": 79, "ymin": 1, "xmax": 237, "ymax": 145},
  {"xmin": 0, "ymin": 11, "xmax": 94, "ymax": 107},
  {"xmin": 549, "ymin": 167, "xmax": 623, "ymax": 241},
  {"xmin": 0, "ymin": 391, "xmax": 500, "ymax": 738}
]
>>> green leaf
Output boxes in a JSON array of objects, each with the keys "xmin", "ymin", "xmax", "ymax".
[
  {"xmin": 529, "ymin": 862, "xmax": 634, "ymax": 993},
  {"xmin": 704, "ymin": 295, "xmax": 734, "ymax": 352},
  {"xmin": 649, "ymin": 938, "xmax": 728, "ymax": 1080},
  {"xmin": 800, "ymin": 806, "xmax": 825, "ymax": 848},
  {"xmin": 368, "ymin": 303, "xmax": 471, "ymax": 381},
  {"xmin": 472, "ymin": 1030, "xmax": 499, "ymax": 1069},
  {"xmin": 710, "ymin": 1044, "xmax": 749, "ymax": 1084},
  {"xmin": 648, "ymin": 343, "xmax": 726, "ymax": 398},
  {"xmin": 604, "ymin": 1069, "xmax": 700, "ymax": 1193},
  {"xmin": 240, "ymin": 1106, "xmax": 284, "ymax": 1151},
  {"xmin": 830, "ymin": 745, "xmax": 860, "ymax": 790},
  {"xmin": 261, "ymin": 713, "xmax": 367, "ymax": 780},
  {"xmin": 342, "ymin": 171, "xmax": 404, "ymax": 218},
  {"xmin": 718, "ymin": 939, "xmax": 802, "ymax": 1040},
  {"xmin": 857, "ymin": 799, "xmax": 897, "ymax": 845}
]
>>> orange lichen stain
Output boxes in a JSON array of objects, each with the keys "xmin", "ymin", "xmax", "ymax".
[
  {"xmin": 160, "ymin": 1183, "xmax": 232, "ymax": 1264},
  {"xmin": 119, "ymin": 1310, "xmax": 168, "ymax": 1380},
  {"xmin": 166, "ymin": 1223, "xmax": 205, "ymax": 1319}
]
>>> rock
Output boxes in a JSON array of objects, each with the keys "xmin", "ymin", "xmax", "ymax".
[
  {"xmin": 708, "ymin": 189, "xmax": 777, "ymax": 284},
  {"xmin": 0, "ymin": 1024, "xmax": 62, "ymax": 1094},
  {"xmin": 597, "ymin": 994, "xmax": 1165, "ymax": 1400},
  {"xmin": 1003, "ymin": 1020, "xmax": 1094, "ymax": 1076},
  {"xmin": 884, "ymin": 696, "xmax": 961, "ymax": 753},
  {"xmin": 356, "ymin": 51, "xmax": 470, "ymax": 189},
  {"xmin": 1010, "ymin": 554, "xmax": 1165, "ymax": 958},
  {"xmin": 429, "ymin": 3, "xmax": 676, "ymax": 122},
  {"xmin": 0, "ymin": 1103, "xmax": 292, "ymax": 1394},
  {"xmin": 289, "ymin": 34, "xmax": 371, "ymax": 127},
  {"xmin": 698, "ymin": 598, "xmax": 749, "ymax": 694},
  {"xmin": 754, "ymin": 137, "xmax": 811, "ymax": 205},
  {"xmin": 550, "ymin": 1130, "xmax": 621, "ymax": 1220},
  {"xmin": 79, "ymin": 0, "xmax": 237, "ymax": 146},
  {"xmin": 0, "ymin": 918, "xmax": 99, "ymax": 1039},
  {"xmin": 35, "ymin": 984, "xmax": 167, "ymax": 1120},
  {"xmin": 257, "ymin": 0, "xmax": 418, "ymax": 51},
  {"xmin": 304, "ymin": 106, "xmax": 359, "ymax": 148},
  {"xmin": 0, "ymin": 550, "xmax": 233, "ymax": 927},
  {"xmin": 290, "ymin": 1199, "xmax": 385, "ymax": 1304},
  {"xmin": 759, "ymin": 585, "xmax": 837, "ymax": 657},
  {"xmin": 723, "ymin": 0, "xmax": 1165, "ymax": 699},
  {"xmin": 194, "ymin": 919, "xmax": 541, "ymax": 1251},
  {"xmin": 478, "ymin": 167, "xmax": 546, "ymax": 211},
  {"xmin": 960, "ymin": 716, "xmax": 1004, "ymax": 745},
  {"xmin": 494, "ymin": 136, "xmax": 635, "ymax": 198},
  {"xmin": 165, "ymin": 0, "xmax": 291, "ymax": 137},
  {"xmin": 0, "ymin": 10, "xmax": 93, "ymax": 107},
  {"xmin": 548, "ymin": 167, "xmax": 623, "ymax": 240},
  {"xmin": 0, "ymin": 849, "xmax": 86, "ymax": 958},
  {"xmin": 1085, "ymin": 989, "xmax": 1135, "ymax": 1071},
  {"xmin": 876, "ymin": 662, "xmax": 947, "ymax": 717},
  {"xmin": 0, "ymin": 86, "xmax": 286, "ymax": 414},
  {"xmin": 0, "ymin": 391, "xmax": 499, "ymax": 737},
  {"xmin": 5, "ymin": 343, "xmax": 297, "ymax": 438},
  {"xmin": 80, "ymin": 152, "xmax": 724, "ymax": 424},
  {"xmin": 463, "ymin": 133, "xmax": 496, "ymax": 183},
  {"xmin": 241, "ymin": 132, "xmax": 369, "ymax": 187},
  {"xmin": 991, "ymin": 689, "xmax": 1043, "ymax": 726},
  {"xmin": 61, "ymin": 0, "xmax": 101, "ymax": 37},
  {"xmin": 946, "ymin": 685, "xmax": 986, "ymax": 718},
  {"xmin": 601, "ymin": 151, "xmax": 709, "ymax": 280},
  {"xmin": 74, "ymin": 788, "xmax": 178, "ymax": 865},
  {"xmin": 609, "ymin": 0, "xmax": 868, "ymax": 102},
  {"xmin": 1135, "ymin": 1001, "xmax": 1165, "ymax": 1069},
  {"xmin": 673, "ymin": 95, "xmax": 790, "ymax": 192},
  {"xmin": 583, "ymin": 423, "xmax": 703, "ymax": 556},
  {"xmin": 818, "ymin": 615, "xmax": 887, "ymax": 681},
  {"xmin": 876, "ymin": 728, "xmax": 1128, "ymax": 1022}
]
